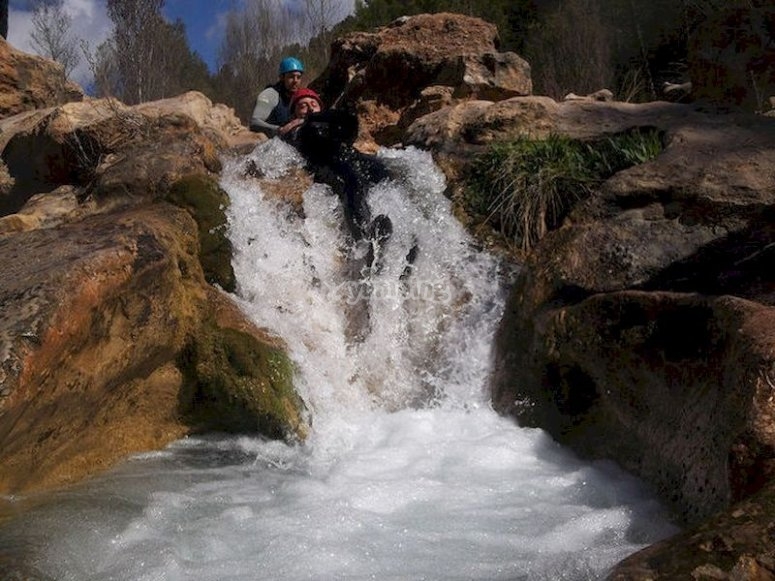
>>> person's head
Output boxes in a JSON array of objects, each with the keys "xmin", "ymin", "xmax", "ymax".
[
  {"xmin": 290, "ymin": 88, "xmax": 322, "ymax": 119},
  {"xmin": 278, "ymin": 57, "xmax": 304, "ymax": 93}
]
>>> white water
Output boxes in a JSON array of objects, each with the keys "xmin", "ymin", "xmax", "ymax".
[{"xmin": 0, "ymin": 142, "xmax": 678, "ymax": 580}]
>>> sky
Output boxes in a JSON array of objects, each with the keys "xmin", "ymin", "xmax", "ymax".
[{"xmin": 7, "ymin": 0, "xmax": 355, "ymax": 88}]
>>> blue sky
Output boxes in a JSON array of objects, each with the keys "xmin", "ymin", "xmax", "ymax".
[
  {"xmin": 163, "ymin": 0, "xmax": 235, "ymax": 72},
  {"xmin": 7, "ymin": 0, "xmax": 355, "ymax": 87}
]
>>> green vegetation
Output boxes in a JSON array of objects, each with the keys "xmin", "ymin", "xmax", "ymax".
[
  {"xmin": 466, "ymin": 128, "xmax": 664, "ymax": 251},
  {"xmin": 166, "ymin": 175, "xmax": 235, "ymax": 293}
]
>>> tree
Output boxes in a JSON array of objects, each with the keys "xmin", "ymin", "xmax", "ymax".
[
  {"xmin": 103, "ymin": 0, "xmax": 166, "ymax": 103},
  {"xmin": 1, "ymin": 0, "xmax": 8, "ymax": 39},
  {"xmin": 94, "ymin": 0, "xmax": 215, "ymax": 104},
  {"xmin": 301, "ymin": 0, "xmax": 339, "ymax": 73},
  {"xmin": 29, "ymin": 0, "xmax": 80, "ymax": 78},
  {"xmin": 215, "ymin": 0, "xmax": 294, "ymax": 122},
  {"xmin": 524, "ymin": 0, "xmax": 613, "ymax": 99}
]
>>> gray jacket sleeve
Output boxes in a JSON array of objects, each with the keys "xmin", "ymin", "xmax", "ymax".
[{"xmin": 250, "ymin": 87, "xmax": 282, "ymax": 136}]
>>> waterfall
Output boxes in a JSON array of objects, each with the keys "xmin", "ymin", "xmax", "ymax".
[{"xmin": 0, "ymin": 140, "xmax": 678, "ymax": 581}]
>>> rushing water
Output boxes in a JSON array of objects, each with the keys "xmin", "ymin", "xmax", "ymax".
[{"xmin": 0, "ymin": 141, "xmax": 678, "ymax": 580}]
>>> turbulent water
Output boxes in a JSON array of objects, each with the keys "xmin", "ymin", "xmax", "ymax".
[{"xmin": 0, "ymin": 141, "xmax": 678, "ymax": 580}]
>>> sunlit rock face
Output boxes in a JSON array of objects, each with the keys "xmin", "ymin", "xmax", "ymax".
[
  {"xmin": 312, "ymin": 12, "xmax": 532, "ymax": 149},
  {"xmin": 0, "ymin": 91, "xmax": 256, "ymax": 217},
  {"xmin": 0, "ymin": 206, "xmax": 202, "ymax": 493},
  {"xmin": 0, "ymin": 37, "xmax": 83, "ymax": 118},
  {"xmin": 0, "ymin": 44, "xmax": 304, "ymax": 495}
]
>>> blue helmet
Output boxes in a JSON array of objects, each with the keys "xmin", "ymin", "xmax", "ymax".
[{"xmin": 279, "ymin": 57, "xmax": 304, "ymax": 75}]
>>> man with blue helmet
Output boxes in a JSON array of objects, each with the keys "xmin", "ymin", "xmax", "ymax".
[{"xmin": 249, "ymin": 57, "xmax": 305, "ymax": 137}]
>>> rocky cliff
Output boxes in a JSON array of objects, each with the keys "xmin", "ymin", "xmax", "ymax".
[
  {"xmin": 2, "ymin": 11, "xmax": 775, "ymax": 580},
  {"xmin": 0, "ymin": 38, "xmax": 307, "ymax": 496}
]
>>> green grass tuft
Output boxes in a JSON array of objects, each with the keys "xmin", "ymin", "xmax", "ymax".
[{"xmin": 465, "ymin": 128, "xmax": 664, "ymax": 252}]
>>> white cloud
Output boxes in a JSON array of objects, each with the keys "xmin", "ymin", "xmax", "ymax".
[{"xmin": 8, "ymin": 0, "xmax": 113, "ymax": 90}]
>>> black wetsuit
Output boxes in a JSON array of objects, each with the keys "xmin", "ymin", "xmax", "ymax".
[{"xmin": 293, "ymin": 109, "xmax": 392, "ymax": 243}]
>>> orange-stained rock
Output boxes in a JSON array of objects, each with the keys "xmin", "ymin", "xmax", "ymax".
[
  {"xmin": 0, "ymin": 205, "xmax": 204, "ymax": 493},
  {"xmin": 0, "ymin": 204, "xmax": 308, "ymax": 495}
]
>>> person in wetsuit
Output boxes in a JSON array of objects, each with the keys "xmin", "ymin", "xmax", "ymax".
[
  {"xmin": 284, "ymin": 94, "xmax": 420, "ymax": 341},
  {"xmin": 291, "ymin": 105, "xmax": 392, "ymax": 245},
  {"xmin": 249, "ymin": 57, "xmax": 305, "ymax": 137}
]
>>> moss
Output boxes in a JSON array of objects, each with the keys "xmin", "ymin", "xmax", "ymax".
[
  {"xmin": 166, "ymin": 174, "xmax": 236, "ymax": 292},
  {"xmin": 178, "ymin": 322, "xmax": 308, "ymax": 441}
]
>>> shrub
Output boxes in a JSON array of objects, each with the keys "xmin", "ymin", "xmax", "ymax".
[{"xmin": 466, "ymin": 128, "xmax": 664, "ymax": 252}]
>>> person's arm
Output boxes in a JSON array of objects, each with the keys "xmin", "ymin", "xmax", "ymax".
[{"xmin": 249, "ymin": 87, "xmax": 281, "ymax": 135}]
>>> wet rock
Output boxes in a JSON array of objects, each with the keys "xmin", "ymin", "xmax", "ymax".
[
  {"xmin": 0, "ymin": 46, "xmax": 309, "ymax": 494},
  {"xmin": 165, "ymin": 174, "xmax": 236, "ymax": 292}
]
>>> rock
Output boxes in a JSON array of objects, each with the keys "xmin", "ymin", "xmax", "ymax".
[
  {"xmin": 311, "ymin": 12, "xmax": 531, "ymax": 147},
  {"xmin": 563, "ymin": 88, "xmax": 614, "ymax": 102},
  {"xmin": 134, "ymin": 91, "xmax": 244, "ymax": 139},
  {"xmin": 662, "ymin": 81, "xmax": 693, "ymax": 103},
  {"xmin": 0, "ymin": 206, "xmax": 202, "ymax": 493},
  {"xmin": 0, "ymin": 185, "xmax": 88, "ymax": 235},
  {"xmin": 406, "ymin": 97, "xmax": 723, "ymax": 151},
  {"xmin": 470, "ymin": 103, "xmax": 775, "ymax": 523},
  {"xmin": 0, "ymin": 204, "xmax": 308, "ymax": 495},
  {"xmin": 0, "ymin": 158, "xmax": 12, "ymax": 197},
  {"xmin": 610, "ymin": 479, "xmax": 775, "ymax": 579},
  {"xmin": 179, "ymin": 287, "xmax": 308, "ymax": 441},
  {"xmin": 0, "ymin": 93, "xmax": 233, "ymax": 217},
  {"xmin": 406, "ymin": 93, "xmax": 775, "ymax": 570},
  {"xmin": 164, "ymin": 174, "xmax": 236, "ymax": 292},
  {"xmin": 493, "ymin": 291, "xmax": 775, "ymax": 525},
  {"xmin": 0, "ymin": 48, "xmax": 308, "ymax": 495},
  {"xmin": 0, "ymin": 37, "xmax": 83, "ymax": 118}
]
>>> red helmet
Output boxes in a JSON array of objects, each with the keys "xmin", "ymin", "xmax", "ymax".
[{"xmin": 290, "ymin": 88, "xmax": 322, "ymax": 112}]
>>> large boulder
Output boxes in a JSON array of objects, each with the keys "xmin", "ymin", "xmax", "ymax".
[
  {"xmin": 0, "ymin": 37, "xmax": 83, "ymax": 118},
  {"xmin": 0, "ymin": 205, "xmax": 201, "ymax": 493},
  {"xmin": 0, "ymin": 87, "xmax": 306, "ymax": 495},
  {"xmin": 0, "ymin": 204, "xmax": 307, "ymax": 494},
  {"xmin": 312, "ymin": 12, "xmax": 531, "ymax": 148},
  {"xmin": 611, "ymin": 479, "xmax": 775, "ymax": 580}
]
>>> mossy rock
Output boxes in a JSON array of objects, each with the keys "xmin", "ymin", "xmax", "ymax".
[
  {"xmin": 166, "ymin": 174, "xmax": 236, "ymax": 292},
  {"xmin": 179, "ymin": 322, "xmax": 308, "ymax": 441}
]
